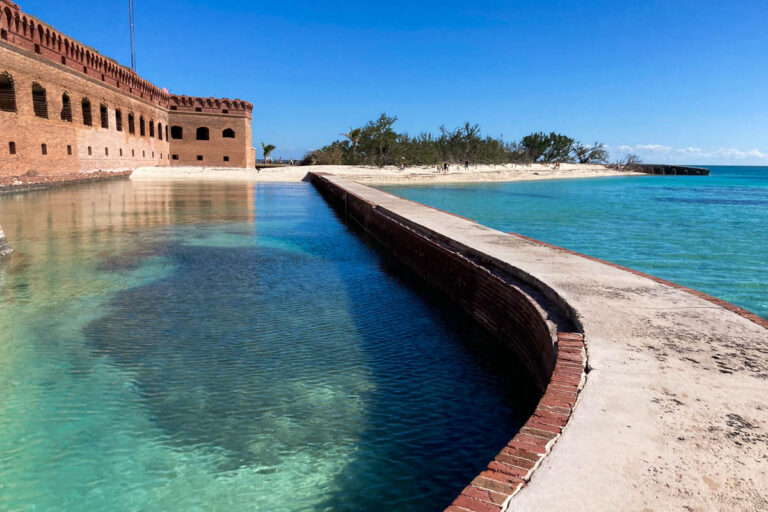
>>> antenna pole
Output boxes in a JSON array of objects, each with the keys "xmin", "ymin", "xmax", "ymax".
[{"xmin": 128, "ymin": 0, "xmax": 136, "ymax": 70}]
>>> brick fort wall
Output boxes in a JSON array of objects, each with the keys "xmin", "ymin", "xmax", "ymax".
[{"xmin": 0, "ymin": 0, "xmax": 254, "ymax": 178}]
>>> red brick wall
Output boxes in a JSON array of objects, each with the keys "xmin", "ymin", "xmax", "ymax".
[
  {"xmin": 168, "ymin": 101, "xmax": 254, "ymax": 168},
  {"xmin": 0, "ymin": 1, "xmax": 255, "ymax": 176}
]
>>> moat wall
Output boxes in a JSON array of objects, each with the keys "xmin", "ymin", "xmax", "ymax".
[{"xmin": 310, "ymin": 172, "xmax": 568, "ymax": 393}]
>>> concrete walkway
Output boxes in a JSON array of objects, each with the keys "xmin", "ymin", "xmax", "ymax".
[{"xmin": 319, "ymin": 175, "xmax": 768, "ymax": 511}]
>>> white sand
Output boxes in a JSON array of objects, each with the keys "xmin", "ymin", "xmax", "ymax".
[{"xmin": 130, "ymin": 163, "xmax": 644, "ymax": 185}]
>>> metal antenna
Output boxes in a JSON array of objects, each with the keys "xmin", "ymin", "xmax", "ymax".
[{"xmin": 128, "ymin": 0, "xmax": 136, "ymax": 70}]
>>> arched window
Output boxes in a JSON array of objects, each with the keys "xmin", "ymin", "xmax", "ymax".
[
  {"xmin": 82, "ymin": 98, "xmax": 92, "ymax": 126},
  {"xmin": 139, "ymin": 116, "xmax": 145, "ymax": 136},
  {"xmin": 158, "ymin": 122, "xmax": 163, "ymax": 140},
  {"xmin": 0, "ymin": 72, "xmax": 16, "ymax": 112},
  {"xmin": 115, "ymin": 109, "xmax": 123, "ymax": 131},
  {"xmin": 128, "ymin": 113, "xmax": 135, "ymax": 134},
  {"xmin": 222, "ymin": 128, "xmax": 235, "ymax": 138},
  {"xmin": 31, "ymin": 82, "xmax": 47, "ymax": 118},
  {"xmin": 165, "ymin": 125, "xmax": 168, "ymax": 141},
  {"xmin": 196, "ymin": 127, "xmax": 209, "ymax": 140},
  {"xmin": 100, "ymin": 104, "xmax": 108, "ymax": 128},
  {"xmin": 171, "ymin": 125, "xmax": 183, "ymax": 139},
  {"xmin": 149, "ymin": 120, "xmax": 155, "ymax": 138},
  {"xmin": 60, "ymin": 92, "xmax": 72, "ymax": 122}
]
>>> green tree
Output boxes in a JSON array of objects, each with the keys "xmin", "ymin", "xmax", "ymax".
[{"xmin": 572, "ymin": 142, "xmax": 609, "ymax": 163}]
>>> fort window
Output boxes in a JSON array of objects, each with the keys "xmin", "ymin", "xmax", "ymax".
[
  {"xmin": 172, "ymin": 154, "xmax": 179, "ymax": 160},
  {"xmin": 171, "ymin": 126, "xmax": 183, "ymax": 139},
  {"xmin": 61, "ymin": 56, "xmax": 66, "ymax": 65},
  {"xmin": 60, "ymin": 93, "xmax": 72, "ymax": 122},
  {"xmin": 142, "ymin": 150, "xmax": 145, "ymax": 157},
  {"xmin": 195, "ymin": 107, "xmax": 202, "ymax": 112},
  {"xmin": 170, "ymin": 106, "xmax": 177, "ymax": 110},
  {"xmin": 9, "ymin": 142, "xmax": 16, "ymax": 155},
  {"xmin": 196, "ymin": 127, "xmax": 209, "ymax": 140},
  {"xmin": 34, "ymin": 43, "xmax": 40, "ymax": 54},
  {"xmin": 83, "ymin": 65, "xmax": 87, "ymax": 73},
  {"xmin": 222, "ymin": 128, "xmax": 235, "ymax": 138},
  {"xmin": 139, "ymin": 116, "xmax": 145, "ymax": 136},
  {"xmin": 41, "ymin": 143, "xmax": 47, "ymax": 155},
  {"xmin": 165, "ymin": 125, "xmax": 168, "ymax": 140},
  {"xmin": 132, "ymin": 149, "xmax": 135, "ymax": 157},
  {"xmin": 88, "ymin": 146, "xmax": 92, "ymax": 155},
  {"xmin": 222, "ymin": 109, "xmax": 228, "ymax": 114},
  {"xmin": 115, "ymin": 109, "xmax": 123, "ymax": 131},
  {"xmin": 128, "ymin": 113, "xmax": 135, "ymax": 134},
  {"xmin": 67, "ymin": 145, "xmax": 72, "ymax": 155},
  {"xmin": 158, "ymin": 123, "xmax": 163, "ymax": 140},
  {"xmin": 223, "ymin": 156, "xmax": 230, "ymax": 162},
  {"xmin": 82, "ymin": 98, "xmax": 92, "ymax": 126},
  {"xmin": 0, "ymin": 72, "xmax": 16, "ymax": 112},
  {"xmin": 31, "ymin": 83, "xmax": 48, "ymax": 118},
  {"xmin": 197, "ymin": 155, "xmax": 203, "ymax": 161},
  {"xmin": 119, "ymin": 148, "xmax": 123, "ymax": 156},
  {"xmin": 149, "ymin": 121, "xmax": 155, "ymax": 138},
  {"xmin": 1, "ymin": 29, "xmax": 7, "ymax": 41},
  {"xmin": 100, "ymin": 104, "xmax": 108, "ymax": 128},
  {"xmin": 105, "ymin": 147, "xmax": 108, "ymax": 156}
]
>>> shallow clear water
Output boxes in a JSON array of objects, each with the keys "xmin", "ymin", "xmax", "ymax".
[
  {"xmin": 381, "ymin": 166, "xmax": 768, "ymax": 320},
  {"xmin": 0, "ymin": 180, "xmax": 534, "ymax": 511}
]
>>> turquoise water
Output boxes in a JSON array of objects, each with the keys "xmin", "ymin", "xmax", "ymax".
[
  {"xmin": 0, "ymin": 181, "xmax": 534, "ymax": 511},
  {"xmin": 382, "ymin": 166, "xmax": 768, "ymax": 320}
]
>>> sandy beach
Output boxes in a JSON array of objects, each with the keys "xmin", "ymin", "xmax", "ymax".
[{"xmin": 130, "ymin": 163, "xmax": 644, "ymax": 185}]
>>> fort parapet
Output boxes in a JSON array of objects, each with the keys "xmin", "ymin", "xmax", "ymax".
[{"xmin": 0, "ymin": 0, "xmax": 255, "ymax": 180}]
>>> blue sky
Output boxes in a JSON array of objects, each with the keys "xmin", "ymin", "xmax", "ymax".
[{"xmin": 23, "ymin": 0, "xmax": 768, "ymax": 163}]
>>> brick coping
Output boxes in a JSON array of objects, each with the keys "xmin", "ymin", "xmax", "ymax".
[{"xmin": 446, "ymin": 331, "xmax": 585, "ymax": 512}]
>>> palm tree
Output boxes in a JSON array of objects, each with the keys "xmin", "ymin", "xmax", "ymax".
[
  {"xmin": 340, "ymin": 127, "xmax": 361, "ymax": 163},
  {"xmin": 261, "ymin": 142, "xmax": 276, "ymax": 163}
]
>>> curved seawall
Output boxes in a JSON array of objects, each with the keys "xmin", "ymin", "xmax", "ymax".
[{"xmin": 309, "ymin": 172, "xmax": 768, "ymax": 511}]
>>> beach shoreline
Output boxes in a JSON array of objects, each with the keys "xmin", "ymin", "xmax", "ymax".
[{"xmin": 130, "ymin": 163, "xmax": 646, "ymax": 185}]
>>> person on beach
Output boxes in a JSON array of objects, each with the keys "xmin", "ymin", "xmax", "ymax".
[
  {"xmin": 465, "ymin": 160, "xmax": 469, "ymax": 170},
  {"xmin": 443, "ymin": 162, "xmax": 448, "ymax": 174}
]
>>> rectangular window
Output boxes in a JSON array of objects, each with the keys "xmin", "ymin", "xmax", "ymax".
[
  {"xmin": 1, "ymin": 29, "xmax": 7, "ymax": 41},
  {"xmin": 197, "ymin": 155, "xmax": 203, "ymax": 161},
  {"xmin": 34, "ymin": 44, "xmax": 40, "ymax": 54},
  {"xmin": 222, "ymin": 109, "xmax": 228, "ymax": 114},
  {"xmin": 88, "ymin": 146, "xmax": 92, "ymax": 156},
  {"xmin": 223, "ymin": 156, "xmax": 229, "ymax": 162},
  {"xmin": 172, "ymin": 154, "xmax": 179, "ymax": 160},
  {"xmin": 195, "ymin": 107, "xmax": 202, "ymax": 112},
  {"xmin": 132, "ymin": 149, "xmax": 135, "ymax": 157},
  {"xmin": 100, "ymin": 104, "xmax": 109, "ymax": 129},
  {"xmin": 142, "ymin": 151, "xmax": 145, "ymax": 157},
  {"xmin": 61, "ymin": 56, "xmax": 66, "ymax": 65},
  {"xmin": 152, "ymin": 152, "xmax": 155, "ymax": 158},
  {"xmin": 9, "ymin": 141, "xmax": 16, "ymax": 155},
  {"xmin": 105, "ymin": 147, "xmax": 109, "ymax": 156},
  {"xmin": 119, "ymin": 148, "xmax": 123, "ymax": 156},
  {"xmin": 83, "ymin": 65, "xmax": 87, "ymax": 73},
  {"xmin": 41, "ymin": 143, "xmax": 47, "ymax": 155},
  {"xmin": 115, "ymin": 110, "xmax": 123, "ymax": 131},
  {"xmin": 67, "ymin": 145, "xmax": 72, "ymax": 155},
  {"xmin": 170, "ymin": 106, "xmax": 177, "ymax": 110}
]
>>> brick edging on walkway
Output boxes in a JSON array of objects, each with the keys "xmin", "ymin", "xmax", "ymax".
[
  {"xmin": 446, "ymin": 331, "xmax": 586, "ymax": 512},
  {"xmin": 508, "ymin": 232, "xmax": 768, "ymax": 331}
]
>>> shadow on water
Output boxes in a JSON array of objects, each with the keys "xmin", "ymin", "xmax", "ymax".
[{"xmin": 78, "ymin": 181, "xmax": 538, "ymax": 511}]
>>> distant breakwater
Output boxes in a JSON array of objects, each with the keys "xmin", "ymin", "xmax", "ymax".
[{"xmin": 636, "ymin": 164, "xmax": 709, "ymax": 176}]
